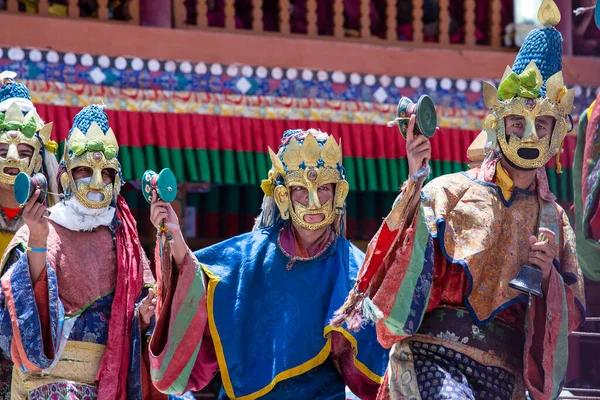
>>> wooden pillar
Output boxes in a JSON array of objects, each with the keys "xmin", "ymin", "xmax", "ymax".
[
  {"xmin": 68, "ymin": 0, "xmax": 78, "ymax": 18},
  {"xmin": 555, "ymin": 0, "xmax": 573, "ymax": 55},
  {"xmin": 386, "ymin": 0, "xmax": 397, "ymax": 42},
  {"xmin": 253, "ymin": 0, "xmax": 264, "ymax": 32},
  {"xmin": 465, "ymin": 0, "xmax": 476, "ymax": 46},
  {"xmin": 39, "ymin": 0, "xmax": 50, "ymax": 16},
  {"xmin": 140, "ymin": 0, "xmax": 171, "ymax": 27},
  {"xmin": 490, "ymin": 0, "xmax": 502, "ymax": 48},
  {"xmin": 224, "ymin": 0, "xmax": 235, "ymax": 29},
  {"xmin": 280, "ymin": 0, "xmax": 290, "ymax": 34},
  {"xmin": 307, "ymin": 0, "xmax": 317, "ymax": 36},
  {"xmin": 198, "ymin": 0, "xmax": 208, "ymax": 27},
  {"xmin": 333, "ymin": 0, "xmax": 344, "ymax": 38},
  {"xmin": 129, "ymin": 0, "xmax": 140, "ymax": 24},
  {"xmin": 360, "ymin": 0, "xmax": 370, "ymax": 39},
  {"xmin": 412, "ymin": 0, "xmax": 424, "ymax": 43},
  {"xmin": 98, "ymin": 0, "xmax": 109, "ymax": 20},
  {"xmin": 7, "ymin": 0, "xmax": 19, "ymax": 13},
  {"xmin": 439, "ymin": 0, "xmax": 450, "ymax": 44}
]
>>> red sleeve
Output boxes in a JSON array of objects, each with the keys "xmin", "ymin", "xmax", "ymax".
[{"xmin": 33, "ymin": 267, "xmax": 54, "ymax": 359}]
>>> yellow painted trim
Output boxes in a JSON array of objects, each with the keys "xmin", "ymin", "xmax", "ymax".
[
  {"xmin": 588, "ymin": 100, "xmax": 596, "ymax": 121},
  {"xmin": 202, "ymin": 263, "xmax": 334, "ymax": 400},
  {"xmin": 323, "ymin": 326, "xmax": 384, "ymax": 384},
  {"xmin": 0, "ymin": 240, "xmax": 24, "ymax": 275},
  {"xmin": 202, "ymin": 262, "xmax": 383, "ymax": 399},
  {"xmin": 202, "ymin": 264, "xmax": 235, "ymax": 398}
]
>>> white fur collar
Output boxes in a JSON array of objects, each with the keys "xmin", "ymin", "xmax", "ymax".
[{"xmin": 48, "ymin": 198, "xmax": 116, "ymax": 232}]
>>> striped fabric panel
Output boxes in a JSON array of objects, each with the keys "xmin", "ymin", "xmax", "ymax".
[
  {"xmin": 384, "ymin": 209, "xmax": 432, "ymax": 336},
  {"xmin": 150, "ymin": 255, "xmax": 207, "ymax": 393}
]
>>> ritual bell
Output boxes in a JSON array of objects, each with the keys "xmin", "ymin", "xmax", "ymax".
[
  {"xmin": 509, "ymin": 263, "xmax": 544, "ymax": 298},
  {"xmin": 13, "ymin": 172, "xmax": 48, "ymax": 206},
  {"xmin": 141, "ymin": 168, "xmax": 178, "ymax": 204},
  {"xmin": 390, "ymin": 95, "xmax": 438, "ymax": 139}
]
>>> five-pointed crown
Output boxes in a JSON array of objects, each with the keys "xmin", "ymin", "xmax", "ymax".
[{"xmin": 267, "ymin": 130, "xmax": 342, "ymax": 176}]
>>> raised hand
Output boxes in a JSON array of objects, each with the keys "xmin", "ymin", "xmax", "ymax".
[
  {"xmin": 22, "ymin": 189, "xmax": 49, "ymax": 245},
  {"xmin": 528, "ymin": 227, "xmax": 557, "ymax": 294},
  {"xmin": 139, "ymin": 287, "xmax": 157, "ymax": 329},
  {"xmin": 150, "ymin": 190, "xmax": 181, "ymax": 236},
  {"xmin": 405, "ymin": 114, "xmax": 433, "ymax": 178},
  {"xmin": 149, "ymin": 190, "xmax": 188, "ymax": 266}
]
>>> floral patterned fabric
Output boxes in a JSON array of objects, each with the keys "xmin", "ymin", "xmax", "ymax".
[
  {"xmin": 382, "ymin": 307, "xmax": 526, "ymax": 400},
  {"xmin": 352, "ymin": 164, "xmax": 586, "ymax": 399},
  {"xmin": 28, "ymin": 382, "xmax": 97, "ymax": 400},
  {"xmin": 420, "ymin": 169, "xmax": 584, "ymax": 325},
  {"xmin": 68, "ymin": 295, "xmax": 112, "ymax": 345}
]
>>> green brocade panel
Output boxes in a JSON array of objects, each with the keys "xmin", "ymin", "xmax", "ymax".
[
  {"xmin": 130, "ymin": 147, "xmax": 147, "ymax": 181},
  {"xmin": 388, "ymin": 159, "xmax": 400, "ymax": 191},
  {"xmin": 222, "ymin": 150, "xmax": 237, "ymax": 185},
  {"xmin": 113, "ymin": 147, "xmax": 574, "ymax": 202},
  {"xmin": 354, "ymin": 157, "xmax": 367, "ymax": 192},
  {"xmin": 234, "ymin": 149, "xmax": 249, "ymax": 184},
  {"xmin": 169, "ymin": 148, "xmax": 185, "ymax": 183},
  {"xmin": 144, "ymin": 145, "xmax": 158, "ymax": 176},
  {"xmin": 376, "ymin": 158, "xmax": 390, "ymax": 192},
  {"xmin": 343, "ymin": 157, "xmax": 357, "ymax": 192},
  {"xmin": 183, "ymin": 148, "xmax": 200, "ymax": 182},
  {"xmin": 208, "ymin": 149, "xmax": 223, "ymax": 184},
  {"xmin": 255, "ymin": 152, "xmax": 269, "ymax": 184},
  {"xmin": 118, "ymin": 145, "xmax": 133, "ymax": 181},
  {"xmin": 364, "ymin": 158, "xmax": 378, "ymax": 191},
  {"xmin": 196, "ymin": 149, "xmax": 213, "ymax": 183}
]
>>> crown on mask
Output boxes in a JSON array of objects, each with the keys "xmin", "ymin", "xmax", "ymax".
[
  {"xmin": 268, "ymin": 129, "xmax": 342, "ymax": 175},
  {"xmin": 483, "ymin": 0, "xmax": 574, "ymax": 116},
  {"xmin": 261, "ymin": 129, "xmax": 343, "ymax": 197},
  {"xmin": 0, "ymin": 72, "xmax": 52, "ymax": 145},
  {"xmin": 0, "ymin": 102, "xmax": 51, "ymax": 142},
  {"xmin": 67, "ymin": 105, "xmax": 119, "ymax": 160},
  {"xmin": 480, "ymin": 0, "xmax": 575, "ymax": 172}
]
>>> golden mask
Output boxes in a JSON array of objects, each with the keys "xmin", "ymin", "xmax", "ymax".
[
  {"xmin": 483, "ymin": 61, "xmax": 575, "ymax": 170},
  {"xmin": 61, "ymin": 122, "xmax": 121, "ymax": 209},
  {"xmin": 0, "ymin": 103, "xmax": 52, "ymax": 185},
  {"xmin": 267, "ymin": 131, "xmax": 349, "ymax": 232}
]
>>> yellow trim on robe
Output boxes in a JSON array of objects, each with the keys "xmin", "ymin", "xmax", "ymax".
[
  {"xmin": 588, "ymin": 100, "xmax": 597, "ymax": 121},
  {"xmin": 0, "ymin": 231, "xmax": 15, "ymax": 261},
  {"xmin": 495, "ymin": 162, "xmax": 515, "ymax": 201},
  {"xmin": 201, "ymin": 263, "xmax": 383, "ymax": 400},
  {"xmin": 323, "ymin": 326, "xmax": 384, "ymax": 384}
]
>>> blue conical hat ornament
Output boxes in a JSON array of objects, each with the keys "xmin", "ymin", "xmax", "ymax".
[
  {"xmin": 0, "ymin": 71, "xmax": 56, "ymax": 185},
  {"xmin": 481, "ymin": 0, "xmax": 575, "ymax": 172},
  {"xmin": 61, "ymin": 104, "xmax": 122, "ymax": 209},
  {"xmin": 0, "ymin": 71, "xmax": 32, "ymax": 109}
]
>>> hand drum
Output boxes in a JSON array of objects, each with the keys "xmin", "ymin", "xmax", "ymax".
[
  {"xmin": 142, "ymin": 168, "xmax": 178, "ymax": 204},
  {"xmin": 395, "ymin": 95, "xmax": 438, "ymax": 139},
  {"xmin": 14, "ymin": 172, "xmax": 47, "ymax": 206}
]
